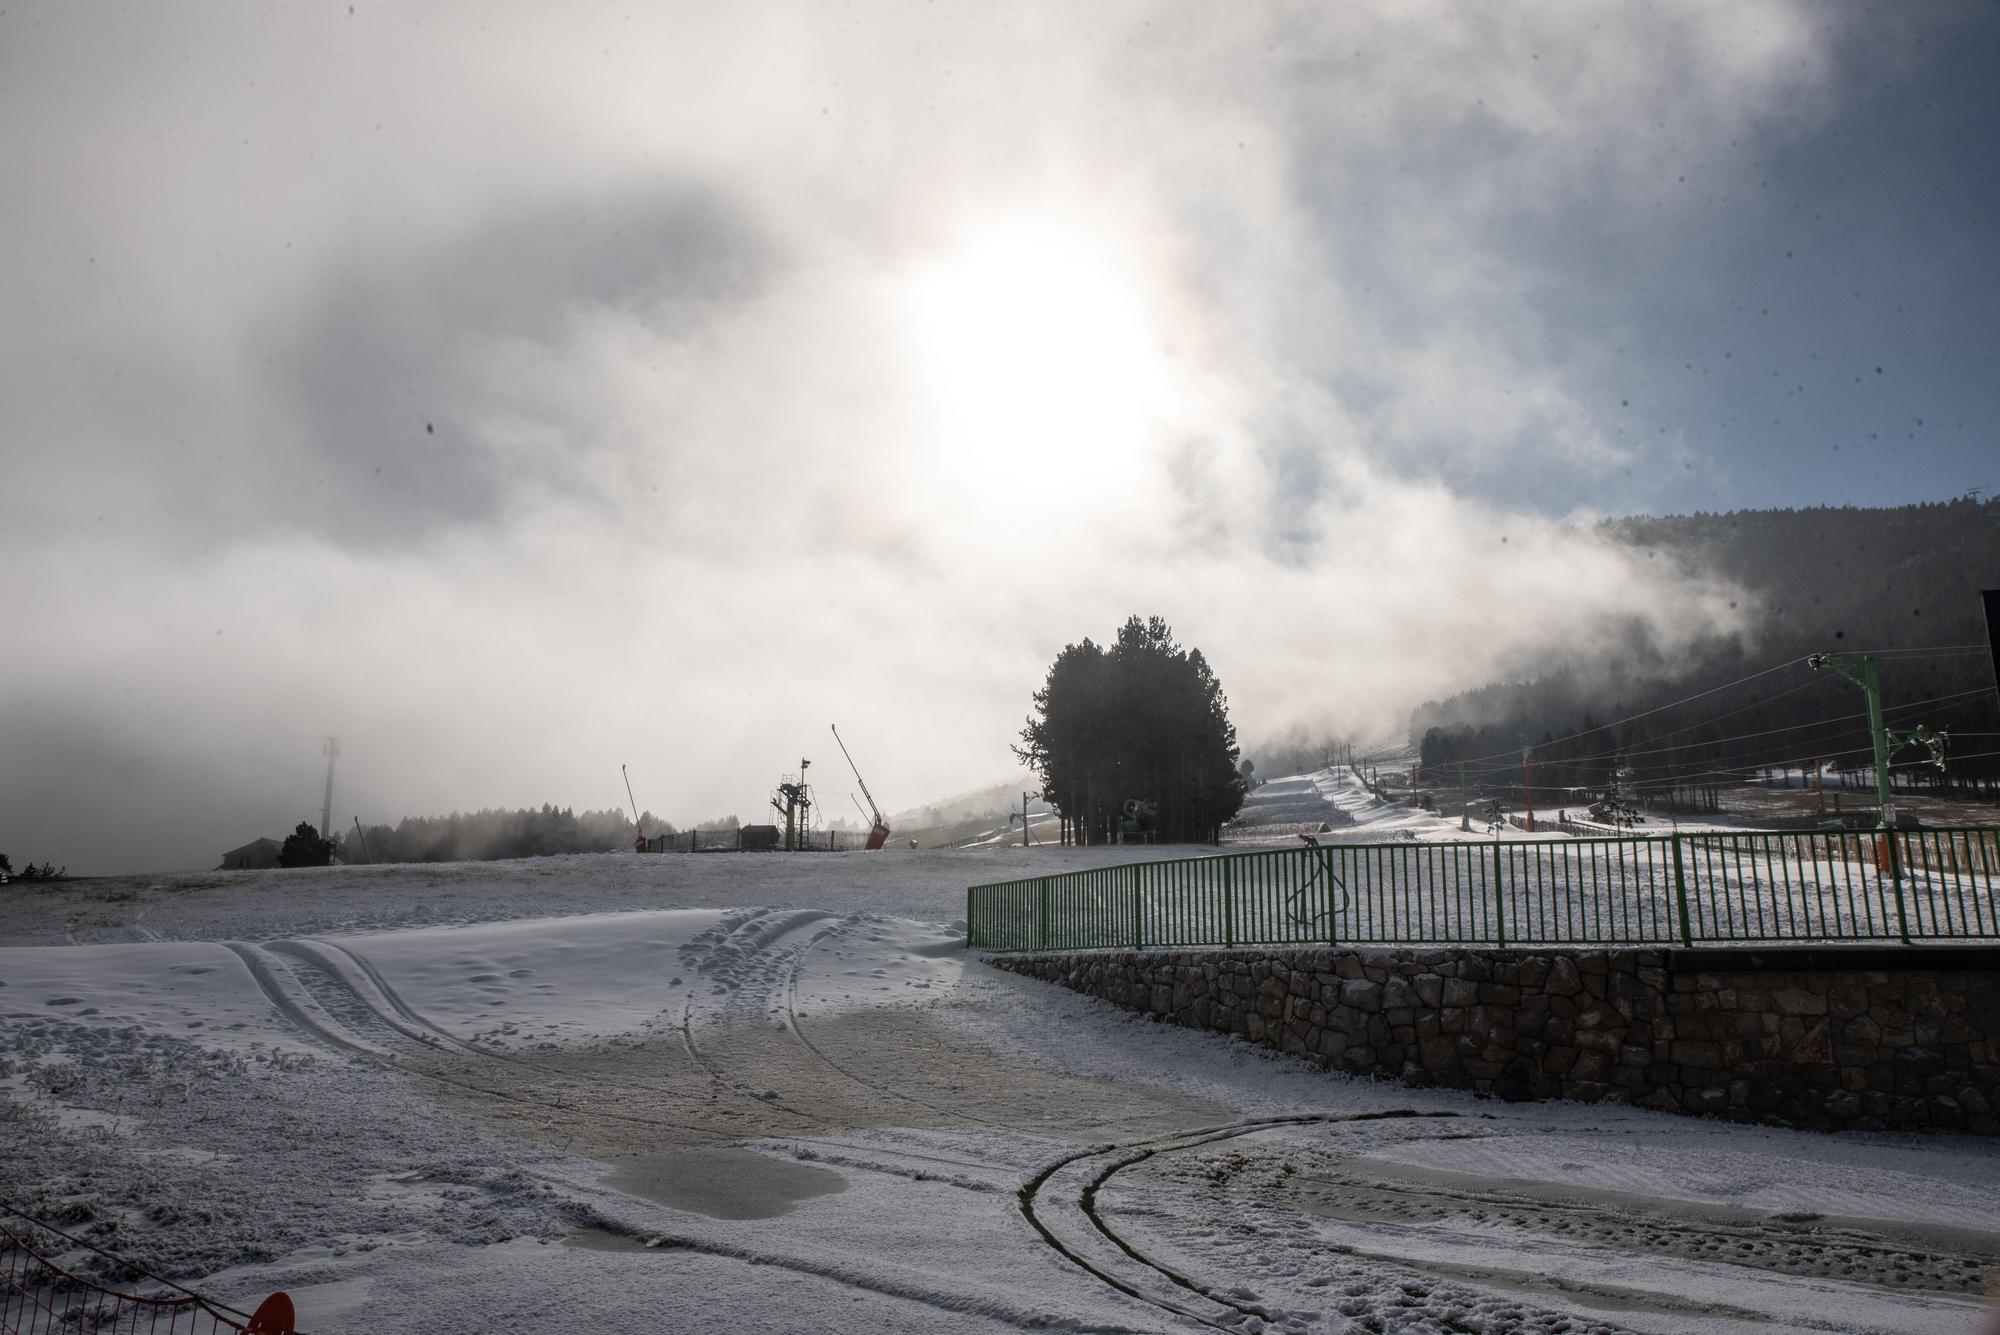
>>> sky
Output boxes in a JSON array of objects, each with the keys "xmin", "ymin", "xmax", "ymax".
[{"xmin": 3, "ymin": 2, "xmax": 1997, "ymax": 875}]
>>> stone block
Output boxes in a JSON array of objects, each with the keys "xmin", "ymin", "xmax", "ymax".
[
  {"xmin": 1341, "ymin": 979, "xmax": 1385, "ymax": 1013},
  {"xmin": 1926, "ymin": 1095, "xmax": 1965, "ymax": 1129},
  {"xmin": 1894, "ymin": 1046, "xmax": 1946, "ymax": 1078},
  {"xmin": 1670, "ymin": 1040, "xmax": 1723, "ymax": 1066},
  {"xmin": 1570, "ymin": 1050, "xmax": 1611, "ymax": 1082},
  {"xmin": 1683, "ymin": 1086, "xmax": 1728, "ymax": 1115}
]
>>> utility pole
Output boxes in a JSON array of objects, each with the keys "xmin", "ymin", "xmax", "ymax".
[
  {"xmin": 320, "ymin": 736, "xmax": 340, "ymax": 841},
  {"xmin": 1020, "ymin": 790, "xmax": 1039, "ymax": 847},
  {"xmin": 1459, "ymin": 760, "xmax": 1469, "ymax": 832}
]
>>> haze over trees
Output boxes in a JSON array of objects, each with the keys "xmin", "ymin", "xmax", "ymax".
[
  {"xmin": 1414, "ymin": 498, "xmax": 2000, "ymax": 805},
  {"xmin": 1017, "ymin": 615, "xmax": 1248, "ymax": 844},
  {"xmin": 343, "ymin": 805, "xmax": 672, "ymax": 864}
]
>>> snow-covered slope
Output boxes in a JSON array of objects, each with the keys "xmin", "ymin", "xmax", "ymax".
[{"xmin": 5, "ymin": 851, "xmax": 1998, "ymax": 1334}]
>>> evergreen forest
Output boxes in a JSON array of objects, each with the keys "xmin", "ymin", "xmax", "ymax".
[{"xmin": 1413, "ymin": 497, "xmax": 2000, "ymax": 811}]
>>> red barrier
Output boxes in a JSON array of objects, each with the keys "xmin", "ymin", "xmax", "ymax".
[{"xmin": 1, "ymin": 1221, "xmax": 298, "ymax": 1334}]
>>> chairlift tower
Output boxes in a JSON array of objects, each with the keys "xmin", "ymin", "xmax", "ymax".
[{"xmin": 1808, "ymin": 653, "xmax": 1949, "ymax": 829}]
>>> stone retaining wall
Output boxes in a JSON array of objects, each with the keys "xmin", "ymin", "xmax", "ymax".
[{"xmin": 987, "ymin": 945, "xmax": 2000, "ymax": 1135}]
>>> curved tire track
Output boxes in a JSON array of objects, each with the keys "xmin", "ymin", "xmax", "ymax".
[{"xmin": 1021, "ymin": 1110, "xmax": 1470, "ymax": 1333}]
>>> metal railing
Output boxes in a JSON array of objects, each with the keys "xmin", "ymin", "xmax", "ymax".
[
  {"xmin": 965, "ymin": 827, "xmax": 2000, "ymax": 952},
  {"xmin": 2, "ymin": 1210, "xmax": 297, "ymax": 1334}
]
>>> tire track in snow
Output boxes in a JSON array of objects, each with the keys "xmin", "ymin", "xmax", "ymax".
[
  {"xmin": 264, "ymin": 923, "xmax": 1018, "ymax": 1181},
  {"xmin": 292, "ymin": 935, "xmax": 798, "ymax": 1129},
  {"xmin": 1193, "ymin": 1139, "xmax": 2000, "ymax": 1302},
  {"xmin": 227, "ymin": 939, "xmax": 750, "ymax": 1143},
  {"xmin": 779, "ymin": 921, "xmax": 1017, "ymax": 1133},
  {"xmin": 675, "ymin": 909, "xmax": 848, "ymax": 1130},
  {"xmin": 220, "ymin": 942, "xmax": 387, "ymax": 1059},
  {"xmin": 1021, "ymin": 1109, "xmax": 1519, "ymax": 1334}
]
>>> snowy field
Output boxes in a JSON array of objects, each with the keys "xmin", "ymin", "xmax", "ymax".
[{"xmin": 6, "ymin": 847, "xmax": 2000, "ymax": 1333}]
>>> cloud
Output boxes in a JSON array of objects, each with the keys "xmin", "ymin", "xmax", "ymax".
[{"xmin": 0, "ymin": 1, "xmax": 1874, "ymax": 872}]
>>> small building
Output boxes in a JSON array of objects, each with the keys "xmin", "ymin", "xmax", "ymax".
[
  {"xmin": 217, "ymin": 837, "xmax": 282, "ymax": 871},
  {"xmin": 739, "ymin": 824, "xmax": 781, "ymax": 852}
]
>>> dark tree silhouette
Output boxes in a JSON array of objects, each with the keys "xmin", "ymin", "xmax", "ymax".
[
  {"xmin": 278, "ymin": 821, "xmax": 334, "ymax": 868},
  {"xmin": 1017, "ymin": 615, "xmax": 1247, "ymax": 845}
]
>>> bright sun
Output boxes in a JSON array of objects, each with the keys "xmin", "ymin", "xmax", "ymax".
[{"xmin": 900, "ymin": 219, "xmax": 1172, "ymax": 503}]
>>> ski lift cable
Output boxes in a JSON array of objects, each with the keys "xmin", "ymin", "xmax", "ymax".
[
  {"xmin": 1446, "ymin": 677, "xmax": 1990, "ymax": 776},
  {"xmin": 1839, "ymin": 643, "xmax": 1988, "ymax": 657},
  {"xmin": 1392, "ymin": 643, "xmax": 1995, "ymax": 772},
  {"xmin": 1672, "ymin": 738, "xmax": 2000, "ymax": 785},
  {"xmin": 1443, "ymin": 685, "xmax": 1994, "ymax": 776},
  {"xmin": 1443, "ymin": 677, "xmax": 1841, "ymax": 770},
  {"xmin": 1386, "ymin": 657, "xmax": 1810, "ymax": 769},
  {"xmin": 1458, "ymin": 703, "xmax": 1985, "ymax": 783}
]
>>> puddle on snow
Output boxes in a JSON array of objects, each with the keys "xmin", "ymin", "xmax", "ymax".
[{"xmin": 595, "ymin": 1146, "xmax": 847, "ymax": 1221}]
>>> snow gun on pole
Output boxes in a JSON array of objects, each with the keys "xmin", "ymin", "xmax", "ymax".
[
  {"xmin": 622, "ymin": 764, "xmax": 646, "ymax": 853},
  {"xmin": 830, "ymin": 724, "xmax": 891, "ymax": 850}
]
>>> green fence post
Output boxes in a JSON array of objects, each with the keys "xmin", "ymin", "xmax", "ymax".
[
  {"xmin": 1038, "ymin": 877, "xmax": 1050, "ymax": 951},
  {"xmin": 1223, "ymin": 858, "xmax": 1235, "ymax": 949},
  {"xmin": 1132, "ymin": 863, "xmax": 1143, "ymax": 949},
  {"xmin": 1886, "ymin": 832, "xmax": 1912, "ymax": 944},
  {"xmin": 1326, "ymin": 848, "xmax": 1339, "ymax": 948},
  {"xmin": 1492, "ymin": 841, "xmax": 1505, "ymax": 947},
  {"xmin": 965, "ymin": 885, "xmax": 974, "ymax": 948},
  {"xmin": 1672, "ymin": 834, "xmax": 1694, "ymax": 946}
]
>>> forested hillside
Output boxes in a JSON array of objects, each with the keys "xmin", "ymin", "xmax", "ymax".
[
  {"xmin": 343, "ymin": 805, "xmax": 675, "ymax": 863},
  {"xmin": 1412, "ymin": 497, "xmax": 2000, "ymax": 806}
]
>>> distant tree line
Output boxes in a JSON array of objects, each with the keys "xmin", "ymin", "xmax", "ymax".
[
  {"xmin": 1017, "ymin": 615, "xmax": 1247, "ymax": 845},
  {"xmin": 0, "ymin": 852, "xmax": 66, "ymax": 882},
  {"xmin": 342, "ymin": 805, "xmax": 676, "ymax": 864},
  {"xmin": 1413, "ymin": 498, "xmax": 2000, "ymax": 807}
]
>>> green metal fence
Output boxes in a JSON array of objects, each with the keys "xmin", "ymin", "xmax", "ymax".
[{"xmin": 965, "ymin": 827, "xmax": 2000, "ymax": 952}]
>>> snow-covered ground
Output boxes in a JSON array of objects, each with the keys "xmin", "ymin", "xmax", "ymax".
[{"xmin": 5, "ymin": 848, "xmax": 2000, "ymax": 1333}]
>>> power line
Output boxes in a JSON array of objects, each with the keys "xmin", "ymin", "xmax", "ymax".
[
  {"xmin": 1405, "ymin": 657, "xmax": 1808, "ymax": 769},
  {"xmin": 1841, "ymin": 643, "xmax": 1988, "ymax": 657},
  {"xmin": 1408, "ymin": 642, "xmax": 1996, "ymax": 772},
  {"xmin": 1442, "ymin": 685, "xmax": 1994, "ymax": 776},
  {"xmin": 1662, "ymin": 739, "xmax": 2000, "ymax": 787}
]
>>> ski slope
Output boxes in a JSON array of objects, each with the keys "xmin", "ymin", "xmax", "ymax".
[{"xmin": 5, "ymin": 851, "xmax": 1999, "ymax": 1333}]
